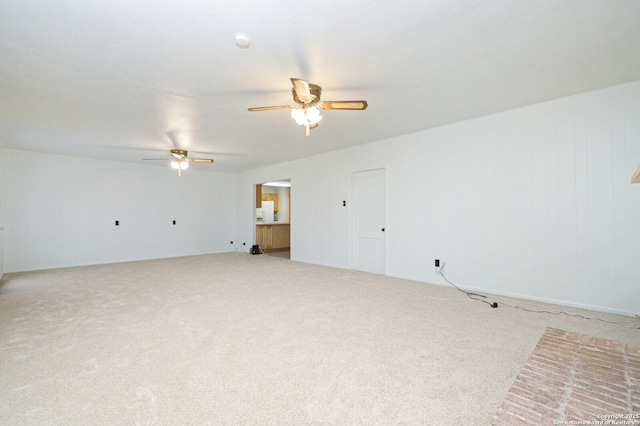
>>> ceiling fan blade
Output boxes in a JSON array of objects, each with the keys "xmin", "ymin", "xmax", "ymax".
[
  {"xmin": 143, "ymin": 158, "xmax": 171, "ymax": 161},
  {"xmin": 248, "ymin": 105, "xmax": 292, "ymax": 112},
  {"xmin": 291, "ymin": 78, "xmax": 313, "ymax": 103},
  {"xmin": 187, "ymin": 158, "xmax": 214, "ymax": 163},
  {"xmin": 321, "ymin": 100, "xmax": 368, "ymax": 110}
]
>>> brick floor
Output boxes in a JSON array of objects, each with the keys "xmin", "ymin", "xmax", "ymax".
[{"xmin": 492, "ymin": 327, "xmax": 640, "ymax": 425}]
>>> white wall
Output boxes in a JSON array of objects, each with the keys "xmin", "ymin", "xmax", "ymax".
[
  {"xmin": 1, "ymin": 149, "xmax": 236, "ymax": 272},
  {"xmin": 236, "ymin": 80, "xmax": 640, "ymax": 315}
]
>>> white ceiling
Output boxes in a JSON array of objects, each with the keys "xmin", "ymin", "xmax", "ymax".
[{"xmin": 1, "ymin": 1, "xmax": 640, "ymax": 173}]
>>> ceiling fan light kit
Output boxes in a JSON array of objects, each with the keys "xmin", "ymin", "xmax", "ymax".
[
  {"xmin": 291, "ymin": 105, "xmax": 323, "ymax": 136},
  {"xmin": 249, "ymin": 78, "xmax": 368, "ymax": 136},
  {"xmin": 170, "ymin": 160, "xmax": 189, "ymax": 170}
]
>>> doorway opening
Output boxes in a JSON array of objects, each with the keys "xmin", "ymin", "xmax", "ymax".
[{"xmin": 255, "ymin": 179, "xmax": 291, "ymax": 259}]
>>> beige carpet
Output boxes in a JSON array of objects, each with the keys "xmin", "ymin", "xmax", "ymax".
[
  {"xmin": 492, "ymin": 327, "xmax": 640, "ymax": 425},
  {"xmin": 1, "ymin": 252, "xmax": 638, "ymax": 425}
]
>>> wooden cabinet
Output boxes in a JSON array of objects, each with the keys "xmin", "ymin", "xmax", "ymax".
[
  {"xmin": 256, "ymin": 224, "xmax": 290, "ymax": 252},
  {"xmin": 256, "ymin": 184, "xmax": 262, "ymax": 208}
]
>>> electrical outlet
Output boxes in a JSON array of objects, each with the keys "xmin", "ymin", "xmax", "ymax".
[{"xmin": 435, "ymin": 259, "xmax": 440, "ymax": 268}]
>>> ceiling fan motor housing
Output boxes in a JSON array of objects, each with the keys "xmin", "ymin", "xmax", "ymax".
[
  {"xmin": 292, "ymin": 84, "xmax": 321, "ymax": 104},
  {"xmin": 170, "ymin": 149, "xmax": 188, "ymax": 158}
]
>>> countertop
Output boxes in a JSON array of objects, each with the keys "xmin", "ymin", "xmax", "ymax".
[{"xmin": 256, "ymin": 222, "xmax": 290, "ymax": 226}]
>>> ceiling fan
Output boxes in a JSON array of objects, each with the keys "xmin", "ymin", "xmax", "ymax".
[
  {"xmin": 143, "ymin": 149, "xmax": 214, "ymax": 177},
  {"xmin": 248, "ymin": 78, "xmax": 368, "ymax": 136}
]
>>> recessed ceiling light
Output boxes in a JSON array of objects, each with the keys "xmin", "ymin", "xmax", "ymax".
[{"xmin": 235, "ymin": 33, "xmax": 250, "ymax": 49}]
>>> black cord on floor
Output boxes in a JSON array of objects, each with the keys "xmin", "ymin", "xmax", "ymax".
[
  {"xmin": 436, "ymin": 268, "xmax": 640, "ymax": 329},
  {"xmin": 496, "ymin": 300, "xmax": 640, "ymax": 328},
  {"xmin": 437, "ymin": 268, "xmax": 496, "ymax": 308}
]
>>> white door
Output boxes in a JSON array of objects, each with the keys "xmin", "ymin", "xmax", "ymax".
[{"xmin": 351, "ymin": 168, "xmax": 385, "ymax": 274}]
